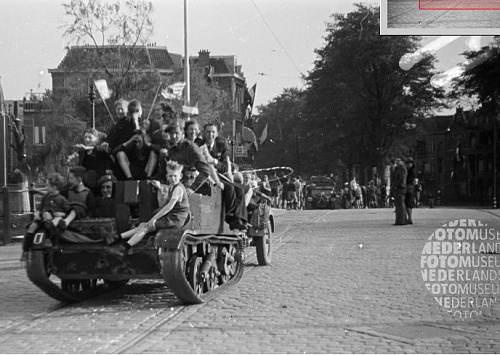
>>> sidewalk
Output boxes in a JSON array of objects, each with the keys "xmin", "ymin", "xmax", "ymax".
[{"xmin": 0, "ymin": 243, "xmax": 22, "ymax": 270}]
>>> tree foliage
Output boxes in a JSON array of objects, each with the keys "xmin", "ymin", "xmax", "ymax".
[
  {"xmin": 253, "ymin": 88, "xmax": 306, "ymax": 172},
  {"xmin": 453, "ymin": 36, "xmax": 500, "ymax": 113},
  {"xmin": 299, "ymin": 3, "xmax": 445, "ymax": 176},
  {"xmin": 61, "ymin": 0, "xmax": 159, "ymax": 101}
]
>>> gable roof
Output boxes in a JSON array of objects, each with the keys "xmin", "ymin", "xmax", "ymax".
[{"xmin": 55, "ymin": 45, "xmax": 178, "ymax": 71}]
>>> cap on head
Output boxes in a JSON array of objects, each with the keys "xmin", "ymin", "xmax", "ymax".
[
  {"xmin": 165, "ymin": 118, "xmax": 185, "ymax": 133},
  {"xmin": 69, "ymin": 166, "xmax": 87, "ymax": 179},
  {"xmin": 406, "ymin": 156, "xmax": 414, "ymax": 163},
  {"xmin": 98, "ymin": 174, "xmax": 117, "ymax": 188}
]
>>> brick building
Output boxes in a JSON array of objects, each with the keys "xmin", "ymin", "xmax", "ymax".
[
  {"xmin": 48, "ymin": 45, "xmax": 250, "ymax": 163},
  {"xmin": 416, "ymin": 107, "xmax": 498, "ymax": 205}
]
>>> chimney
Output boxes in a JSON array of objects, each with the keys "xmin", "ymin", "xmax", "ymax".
[{"xmin": 199, "ymin": 50, "xmax": 210, "ymax": 67}]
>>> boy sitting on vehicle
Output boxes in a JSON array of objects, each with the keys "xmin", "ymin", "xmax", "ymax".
[
  {"xmin": 20, "ymin": 173, "xmax": 71, "ymax": 262},
  {"xmin": 105, "ymin": 160, "xmax": 190, "ymax": 257}
]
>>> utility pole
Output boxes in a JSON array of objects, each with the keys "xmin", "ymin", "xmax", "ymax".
[
  {"xmin": 184, "ymin": 0, "xmax": 190, "ymax": 108},
  {"xmin": 493, "ymin": 112, "xmax": 498, "ymax": 209},
  {"xmin": 88, "ymin": 83, "xmax": 96, "ymax": 129}
]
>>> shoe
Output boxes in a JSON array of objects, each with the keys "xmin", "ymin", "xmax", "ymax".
[
  {"xmin": 57, "ymin": 220, "xmax": 67, "ymax": 231},
  {"xmin": 229, "ymin": 219, "xmax": 248, "ymax": 231},
  {"xmin": 407, "ymin": 221, "xmax": 413, "ymax": 225},
  {"xmin": 104, "ymin": 244, "xmax": 129, "ymax": 258},
  {"xmin": 43, "ymin": 220, "xmax": 55, "ymax": 232},
  {"xmin": 102, "ymin": 230, "xmax": 121, "ymax": 245}
]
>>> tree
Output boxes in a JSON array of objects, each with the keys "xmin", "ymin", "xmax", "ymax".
[
  {"xmin": 253, "ymin": 88, "xmax": 306, "ymax": 173},
  {"xmin": 303, "ymin": 4, "xmax": 445, "ymax": 179},
  {"xmin": 24, "ymin": 92, "xmax": 86, "ymax": 182},
  {"xmin": 187, "ymin": 70, "xmax": 233, "ymax": 133},
  {"xmin": 61, "ymin": 0, "xmax": 157, "ymax": 101},
  {"xmin": 453, "ymin": 37, "xmax": 500, "ymax": 113}
]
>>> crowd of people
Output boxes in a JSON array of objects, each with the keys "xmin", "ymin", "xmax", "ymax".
[
  {"xmin": 22, "ymin": 98, "xmax": 273, "ymax": 261},
  {"xmin": 266, "ymin": 170, "xmax": 422, "ymax": 212},
  {"xmin": 22, "ymin": 97, "xmax": 423, "ymax": 263}
]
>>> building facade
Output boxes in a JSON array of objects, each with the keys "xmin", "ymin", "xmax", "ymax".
[
  {"xmin": 416, "ymin": 107, "xmax": 498, "ymax": 205},
  {"xmin": 49, "ymin": 45, "xmax": 250, "ymax": 164}
]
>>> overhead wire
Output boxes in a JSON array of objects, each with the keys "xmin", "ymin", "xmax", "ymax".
[{"xmin": 249, "ymin": 0, "xmax": 303, "ymax": 75}]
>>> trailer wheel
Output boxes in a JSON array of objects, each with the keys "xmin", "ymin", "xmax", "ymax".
[{"xmin": 255, "ymin": 222, "xmax": 272, "ymax": 266}]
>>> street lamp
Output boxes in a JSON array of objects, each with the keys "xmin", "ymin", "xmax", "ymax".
[
  {"xmin": 493, "ymin": 112, "xmax": 499, "ymax": 209},
  {"xmin": 88, "ymin": 83, "xmax": 96, "ymax": 129}
]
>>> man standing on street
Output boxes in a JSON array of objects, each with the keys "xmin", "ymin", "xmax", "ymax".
[
  {"xmin": 405, "ymin": 157, "xmax": 416, "ymax": 224},
  {"xmin": 391, "ymin": 157, "xmax": 407, "ymax": 225}
]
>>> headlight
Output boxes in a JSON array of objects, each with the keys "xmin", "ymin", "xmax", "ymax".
[{"xmin": 307, "ymin": 197, "xmax": 313, "ymax": 201}]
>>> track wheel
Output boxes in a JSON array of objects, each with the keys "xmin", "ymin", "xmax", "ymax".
[
  {"xmin": 62, "ymin": 280, "xmax": 81, "ymax": 293},
  {"xmin": 204, "ymin": 265, "xmax": 218, "ymax": 292},
  {"xmin": 218, "ymin": 246, "xmax": 236, "ymax": 284},
  {"xmin": 255, "ymin": 222, "xmax": 272, "ymax": 266},
  {"xmin": 186, "ymin": 255, "xmax": 204, "ymax": 297}
]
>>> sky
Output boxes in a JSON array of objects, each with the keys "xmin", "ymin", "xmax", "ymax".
[{"xmin": 0, "ymin": 0, "xmax": 494, "ymax": 110}]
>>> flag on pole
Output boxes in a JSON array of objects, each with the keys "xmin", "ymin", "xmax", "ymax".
[
  {"xmin": 245, "ymin": 83, "xmax": 257, "ymax": 109},
  {"xmin": 169, "ymin": 82, "xmax": 186, "ymax": 97},
  {"xmin": 94, "ymin": 79, "xmax": 112, "ymax": 100},
  {"xmin": 259, "ymin": 123, "xmax": 268, "ymax": 145},
  {"xmin": 182, "ymin": 102, "xmax": 199, "ymax": 115},
  {"xmin": 161, "ymin": 91, "xmax": 179, "ymax": 100},
  {"xmin": 161, "ymin": 82, "xmax": 186, "ymax": 100}
]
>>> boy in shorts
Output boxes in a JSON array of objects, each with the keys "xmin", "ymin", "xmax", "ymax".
[{"xmin": 105, "ymin": 160, "xmax": 190, "ymax": 257}]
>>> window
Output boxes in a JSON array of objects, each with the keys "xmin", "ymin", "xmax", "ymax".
[
  {"xmin": 234, "ymin": 85, "xmax": 243, "ymax": 114},
  {"xmin": 438, "ymin": 141, "xmax": 443, "ymax": 151},
  {"xmin": 470, "ymin": 133, "xmax": 476, "ymax": 148},
  {"xmin": 438, "ymin": 158, "xmax": 443, "ymax": 174},
  {"xmin": 34, "ymin": 126, "xmax": 46, "ymax": 145}
]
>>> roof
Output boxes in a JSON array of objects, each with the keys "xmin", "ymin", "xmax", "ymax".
[
  {"xmin": 191, "ymin": 55, "xmax": 236, "ymax": 74},
  {"xmin": 55, "ymin": 45, "xmax": 178, "ymax": 71}
]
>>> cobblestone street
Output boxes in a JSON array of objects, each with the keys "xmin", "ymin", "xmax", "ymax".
[{"xmin": 1, "ymin": 207, "xmax": 500, "ymax": 353}]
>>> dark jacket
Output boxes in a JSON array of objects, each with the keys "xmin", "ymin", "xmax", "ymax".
[
  {"xmin": 154, "ymin": 139, "xmax": 210, "ymax": 192},
  {"xmin": 200, "ymin": 137, "xmax": 229, "ymax": 173},
  {"xmin": 391, "ymin": 165, "xmax": 407, "ymax": 194},
  {"xmin": 105, "ymin": 116, "xmax": 138, "ymax": 154}
]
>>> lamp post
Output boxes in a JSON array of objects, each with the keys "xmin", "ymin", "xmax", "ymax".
[
  {"xmin": 493, "ymin": 112, "xmax": 499, "ymax": 209},
  {"xmin": 88, "ymin": 83, "xmax": 96, "ymax": 129},
  {"xmin": 184, "ymin": 0, "xmax": 190, "ymax": 108},
  {"xmin": 296, "ymin": 132, "xmax": 300, "ymax": 176}
]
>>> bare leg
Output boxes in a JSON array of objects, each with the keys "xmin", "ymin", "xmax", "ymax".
[
  {"xmin": 127, "ymin": 223, "xmax": 154, "ymax": 247},
  {"xmin": 120, "ymin": 225, "xmax": 141, "ymax": 240},
  {"xmin": 52, "ymin": 216, "xmax": 62, "ymax": 226},
  {"xmin": 117, "ymin": 152, "xmax": 133, "ymax": 179},
  {"xmin": 145, "ymin": 151, "xmax": 158, "ymax": 178},
  {"xmin": 407, "ymin": 208, "xmax": 413, "ymax": 223},
  {"xmin": 62, "ymin": 210, "xmax": 77, "ymax": 227}
]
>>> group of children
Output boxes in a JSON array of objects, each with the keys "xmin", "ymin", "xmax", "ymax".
[
  {"xmin": 22, "ymin": 96, "xmax": 275, "ymax": 261},
  {"xmin": 21, "ymin": 167, "xmax": 93, "ymax": 262},
  {"xmin": 21, "ymin": 159, "xmax": 188, "ymax": 260}
]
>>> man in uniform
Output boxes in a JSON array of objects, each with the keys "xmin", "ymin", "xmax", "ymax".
[{"xmin": 391, "ymin": 157, "xmax": 407, "ymax": 225}]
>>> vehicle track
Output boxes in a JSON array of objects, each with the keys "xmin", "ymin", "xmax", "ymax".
[
  {"xmin": 113, "ymin": 209, "xmax": 330, "ymax": 354},
  {"xmin": 0, "ymin": 209, "xmax": 330, "ymax": 353},
  {"xmin": 387, "ymin": 0, "xmax": 420, "ymax": 24}
]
